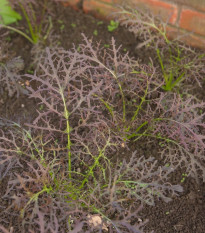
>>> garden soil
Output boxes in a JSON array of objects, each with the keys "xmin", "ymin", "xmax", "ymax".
[{"xmin": 0, "ymin": 4, "xmax": 204, "ymax": 233}]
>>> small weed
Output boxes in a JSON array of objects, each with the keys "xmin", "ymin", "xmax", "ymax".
[
  {"xmin": 57, "ymin": 19, "xmax": 63, "ymax": 24},
  {"xmin": 58, "ymin": 19, "xmax": 65, "ymax": 31},
  {"xmin": 39, "ymin": 104, "xmax": 44, "ymax": 111},
  {"xmin": 107, "ymin": 20, "xmax": 119, "ymax": 32},
  {"xmin": 77, "ymin": 45, "xmax": 81, "ymax": 52},
  {"xmin": 93, "ymin": 29, "xmax": 98, "ymax": 36},
  {"xmin": 71, "ymin": 23, "xmax": 76, "ymax": 28},
  {"xmin": 97, "ymin": 21, "xmax": 103, "ymax": 25},
  {"xmin": 181, "ymin": 173, "xmax": 188, "ymax": 183},
  {"xmin": 159, "ymin": 141, "xmax": 165, "ymax": 147},
  {"xmin": 104, "ymin": 44, "xmax": 110, "ymax": 48},
  {"xmin": 60, "ymin": 24, "xmax": 65, "ymax": 31},
  {"xmin": 27, "ymin": 70, "xmax": 34, "ymax": 74},
  {"xmin": 5, "ymin": 36, "xmax": 11, "ymax": 41}
]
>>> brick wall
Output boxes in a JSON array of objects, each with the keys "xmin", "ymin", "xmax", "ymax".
[{"xmin": 63, "ymin": 0, "xmax": 205, "ymax": 49}]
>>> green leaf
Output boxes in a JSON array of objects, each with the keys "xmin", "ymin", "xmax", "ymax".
[
  {"xmin": 97, "ymin": 21, "xmax": 103, "ymax": 25},
  {"xmin": 0, "ymin": 0, "xmax": 21, "ymax": 25},
  {"xmin": 93, "ymin": 29, "xmax": 98, "ymax": 36},
  {"xmin": 104, "ymin": 44, "xmax": 110, "ymax": 48},
  {"xmin": 107, "ymin": 20, "xmax": 119, "ymax": 32},
  {"xmin": 71, "ymin": 23, "xmax": 76, "ymax": 28}
]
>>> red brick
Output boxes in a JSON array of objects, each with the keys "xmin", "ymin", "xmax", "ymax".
[
  {"xmin": 179, "ymin": 33, "xmax": 205, "ymax": 50},
  {"xmin": 166, "ymin": 25, "xmax": 205, "ymax": 50},
  {"xmin": 127, "ymin": 0, "xmax": 178, "ymax": 24},
  {"xmin": 179, "ymin": 8, "xmax": 205, "ymax": 36},
  {"xmin": 98, "ymin": 0, "xmax": 113, "ymax": 3},
  {"xmin": 171, "ymin": 0, "xmax": 205, "ymax": 12},
  {"xmin": 185, "ymin": 34, "xmax": 205, "ymax": 50},
  {"xmin": 83, "ymin": 0, "xmax": 118, "ymax": 19},
  {"xmin": 62, "ymin": 0, "xmax": 80, "ymax": 8}
]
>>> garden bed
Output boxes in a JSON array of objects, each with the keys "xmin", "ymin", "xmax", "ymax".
[{"xmin": 0, "ymin": 2, "xmax": 205, "ymax": 233}]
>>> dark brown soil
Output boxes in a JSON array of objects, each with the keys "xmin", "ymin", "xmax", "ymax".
[{"xmin": 0, "ymin": 4, "xmax": 204, "ymax": 233}]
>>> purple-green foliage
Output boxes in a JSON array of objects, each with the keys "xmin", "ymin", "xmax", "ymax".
[
  {"xmin": 25, "ymin": 47, "xmax": 107, "ymax": 143},
  {"xmin": 153, "ymin": 93, "xmax": 205, "ymax": 181},
  {"xmin": 115, "ymin": 6, "xmax": 205, "ymax": 89},
  {"xmin": 64, "ymin": 35, "xmax": 205, "ymax": 182},
  {"xmin": 0, "ymin": 44, "xmax": 147, "ymax": 232},
  {"xmin": 0, "ymin": 125, "xmax": 20, "ymax": 180},
  {"xmin": 64, "ymin": 35, "xmax": 159, "ymax": 128},
  {"xmin": 0, "ymin": 35, "xmax": 204, "ymax": 232},
  {"xmin": 0, "ymin": 129, "xmax": 180, "ymax": 232}
]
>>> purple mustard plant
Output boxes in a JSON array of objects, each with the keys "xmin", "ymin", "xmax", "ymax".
[{"xmin": 0, "ymin": 37, "xmax": 189, "ymax": 232}]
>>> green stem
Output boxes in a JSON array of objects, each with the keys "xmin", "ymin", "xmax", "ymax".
[
  {"xmin": 0, "ymin": 25, "xmax": 34, "ymax": 44},
  {"xmin": 64, "ymin": 101, "xmax": 72, "ymax": 180},
  {"xmin": 132, "ymin": 132, "xmax": 181, "ymax": 146},
  {"xmin": 19, "ymin": 2, "xmax": 38, "ymax": 43},
  {"xmin": 59, "ymin": 87, "xmax": 72, "ymax": 180},
  {"xmin": 127, "ymin": 121, "xmax": 149, "ymax": 139},
  {"xmin": 79, "ymin": 149, "xmax": 104, "ymax": 189},
  {"xmin": 21, "ymin": 185, "xmax": 52, "ymax": 218},
  {"xmin": 93, "ymin": 94, "xmax": 115, "ymax": 120},
  {"xmin": 157, "ymin": 48, "xmax": 168, "ymax": 83},
  {"xmin": 127, "ymin": 117, "xmax": 164, "ymax": 140},
  {"xmin": 130, "ymin": 80, "xmax": 149, "ymax": 123},
  {"xmin": 144, "ymin": 22, "xmax": 170, "ymax": 44},
  {"xmin": 93, "ymin": 59, "xmax": 126, "ymax": 122},
  {"xmin": 38, "ymin": 0, "xmax": 48, "ymax": 35}
]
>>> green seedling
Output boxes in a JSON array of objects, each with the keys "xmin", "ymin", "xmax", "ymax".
[
  {"xmin": 104, "ymin": 44, "xmax": 110, "ymax": 48},
  {"xmin": 181, "ymin": 173, "xmax": 188, "ymax": 183},
  {"xmin": 5, "ymin": 36, "xmax": 11, "ymax": 41},
  {"xmin": 71, "ymin": 23, "xmax": 76, "ymax": 28},
  {"xmin": 60, "ymin": 24, "xmax": 65, "ymax": 31},
  {"xmin": 58, "ymin": 19, "xmax": 65, "ymax": 31},
  {"xmin": 77, "ymin": 45, "xmax": 81, "ymax": 52},
  {"xmin": 159, "ymin": 141, "xmax": 165, "ymax": 147},
  {"xmin": 39, "ymin": 104, "xmax": 44, "ymax": 111},
  {"xmin": 57, "ymin": 19, "xmax": 63, "ymax": 24},
  {"xmin": 107, "ymin": 20, "xmax": 119, "ymax": 32},
  {"xmin": 27, "ymin": 69, "xmax": 34, "ymax": 74},
  {"xmin": 93, "ymin": 29, "xmax": 98, "ymax": 36},
  {"xmin": 97, "ymin": 21, "xmax": 103, "ymax": 25}
]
